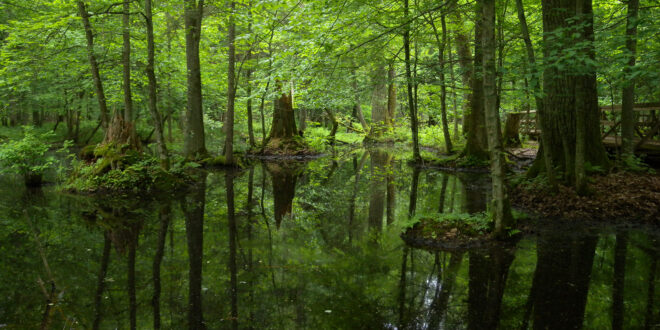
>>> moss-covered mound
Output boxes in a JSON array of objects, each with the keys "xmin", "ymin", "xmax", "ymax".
[
  {"xmin": 256, "ymin": 137, "xmax": 319, "ymax": 157},
  {"xmin": 67, "ymin": 143, "xmax": 195, "ymax": 194}
]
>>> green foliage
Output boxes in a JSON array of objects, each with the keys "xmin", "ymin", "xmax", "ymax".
[
  {"xmin": 304, "ymin": 127, "xmax": 330, "ymax": 152},
  {"xmin": 0, "ymin": 126, "xmax": 71, "ymax": 182}
]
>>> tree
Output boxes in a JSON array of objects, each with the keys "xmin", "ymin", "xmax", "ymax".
[
  {"xmin": 482, "ymin": 0, "xmax": 513, "ymax": 236},
  {"xmin": 224, "ymin": 0, "xmax": 237, "ymax": 164},
  {"xmin": 122, "ymin": 0, "xmax": 133, "ymax": 122},
  {"xmin": 621, "ymin": 0, "xmax": 639, "ymax": 162},
  {"xmin": 465, "ymin": 1, "xmax": 489, "ymax": 161},
  {"xmin": 534, "ymin": 0, "xmax": 609, "ymax": 192},
  {"xmin": 77, "ymin": 1, "xmax": 109, "ymax": 129},
  {"xmin": 145, "ymin": 0, "xmax": 169, "ymax": 169},
  {"xmin": 404, "ymin": 0, "xmax": 421, "ymax": 163},
  {"xmin": 183, "ymin": 0, "xmax": 207, "ymax": 160}
]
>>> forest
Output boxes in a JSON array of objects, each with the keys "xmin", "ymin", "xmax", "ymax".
[{"xmin": 0, "ymin": 0, "xmax": 659, "ymax": 328}]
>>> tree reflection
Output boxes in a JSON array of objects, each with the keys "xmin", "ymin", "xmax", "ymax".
[{"xmin": 182, "ymin": 173, "xmax": 207, "ymax": 329}]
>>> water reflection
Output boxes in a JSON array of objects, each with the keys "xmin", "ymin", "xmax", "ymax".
[{"xmin": 0, "ymin": 151, "xmax": 658, "ymax": 329}]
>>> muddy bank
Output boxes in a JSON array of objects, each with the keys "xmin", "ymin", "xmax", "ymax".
[{"xmin": 511, "ymin": 172, "xmax": 660, "ymax": 223}]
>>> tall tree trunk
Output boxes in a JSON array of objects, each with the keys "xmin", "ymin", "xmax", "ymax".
[
  {"xmin": 77, "ymin": 1, "xmax": 109, "ymax": 128},
  {"xmin": 404, "ymin": 0, "xmax": 421, "ymax": 162},
  {"xmin": 183, "ymin": 0, "xmax": 207, "ymax": 159},
  {"xmin": 145, "ymin": 0, "xmax": 169, "ymax": 169},
  {"xmin": 465, "ymin": 1, "xmax": 489, "ymax": 161},
  {"xmin": 621, "ymin": 0, "xmax": 639, "ymax": 161},
  {"xmin": 448, "ymin": 0, "xmax": 473, "ymax": 135},
  {"xmin": 245, "ymin": 0, "xmax": 255, "ymax": 147},
  {"xmin": 122, "ymin": 0, "xmax": 133, "ymax": 121},
  {"xmin": 370, "ymin": 63, "xmax": 388, "ymax": 137},
  {"xmin": 352, "ymin": 65, "xmax": 369, "ymax": 131},
  {"xmin": 483, "ymin": 0, "xmax": 513, "ymax": 236},
  {"xmin": 387, "ymin": 63, "xmax": 397, "ymax": 125},
  {"xmin": 439, "ymin": 13, "xmax": 453, "ymax": 152},
  {"xmin": 515, "ymin": 0, "xmax": 557, "ymax": 189},
  {"xmin": 538, "ymin": 0, "xmax": 609, "ymax": 186},
  {"xmin": 224, "ymin": 1, "xmax": 236, "ymax": 164}
]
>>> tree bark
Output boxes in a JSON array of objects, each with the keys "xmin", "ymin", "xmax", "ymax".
[
  {"xmin": 352, "ymin": 66, "xmax": 369, "ymax": 131},
  {"xmin": 370, "ymin": 63, "xmax": 389, "ymax": 137},
  {"xmin": 621, "ymin": 0, "xmax": 639, "ymax": 160},
  {"xmin": 145, "ymin": 0, "xmax": 169, "ymax": 169},
  {"xmin": 439, "ymin": 13, "xmax": 453, "ymax": 152},
  {"xmin": 483, "ymin": 0, "xmax": 513, "ymax": 236},
  {"xmin": 224, "ymin": 1, "xmax": 236, "ymax": 164},
  {"xmin": 77, "ymin": 1, "xmax": 109, "ymax": 128},
  {"xmin": 183, "ymin": 0, "xmax": 207, "ymax": 159},
  {"xmin": 465, "ymin": 1, "xmax": 489, "ymax": 161},
  {"xmin": 122, "ymin": 0, "xmax": 133, "ymax": 121},
  {"xmin": 515, "ymin": 0, "xmax": 557, "ymax": 189},
  {"xmin": 447, "ymin": 0, "xmax": 473, "ymax": 135},
  {"xmin": 387, "ymin": 63, "xmax": 397, "ymax": 125},
  {"xmin": 404, "ymin": 0, "xmax": 421, "ymax": 162},
  {"xmin": 538, "ymin": 0, "xmax": 609, "ymax": 187},
  {"xmin": 246, "ymin": 0, "xmax": 255, "ymax": 147}
]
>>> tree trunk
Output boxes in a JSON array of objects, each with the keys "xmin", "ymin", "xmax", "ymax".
[
  {"xmin": 370, "ymin": 63, "xmax": 388, "ymax": 137},
  {"xmin": 404, "ymin": 0, "xmax": 421, "ymax": 162},
  {"xmin": 352, "ymin": 65, "xmax": 369, "ymax": 131},
  {"xmin": 502, "ymin": 113, "xmax": 521, "ymax": 148},
  {"xmin": 224, "ymin": 1, "xmax": 236, "ymax": 164},
  {"xmin": 122, "ymin": 0, "xmax": 133, "ymax": 121},
  {"xmin": 439, "ymin": 13, "xmax": 453, "ymax": 153},
  {"xmin": 465, "ymin": 1, "xmax": 489, "ymax": 161},
  {"xmin": 483, "ymin": 0, "xmax": 513, "ymax": 236},
  {"xmin": 515, "ymin": 0, "xmax": 557, "ymax": 189},
  {"xmin": 621, "ymin": 0, "xmax": 639, "ymax": 161},
  {"xmin": 387, "ymin": 63, "xmax": 396, "ymax": 125},
  {"xmin": 77, "ymin": 1, "xmax": 109, "ymax": 128},
  {"xmin": 538, "ymin": 0, "xmax": 609, "ymax": 187},
  {"xmin": 145, "ymin": 0, "xmax": 169, "ymax": 169},
  {"xmin": 183, "ymin": 0, "xmax": 207, "ymax": 159},
  {"xmin": 324, "ymin": 108, "xmax": 338, "ymax": 145},
  {"xmin": 448, "ymin": 0, "xmax": 473, "ymax": 135}
]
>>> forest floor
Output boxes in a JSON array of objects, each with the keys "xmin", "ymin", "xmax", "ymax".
[{"xmin": 511, "ymin": 171, "xmax": 660, "ymax": 223}]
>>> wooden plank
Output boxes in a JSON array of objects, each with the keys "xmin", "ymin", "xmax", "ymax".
[{"xmin": 600, "ymin": 102, "xmax": 660, "ymax": 112}]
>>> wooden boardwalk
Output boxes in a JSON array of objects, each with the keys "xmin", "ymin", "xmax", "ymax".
[{"xmin": 516, "ymin": 102, "xmax": 660, "ymax": 154}]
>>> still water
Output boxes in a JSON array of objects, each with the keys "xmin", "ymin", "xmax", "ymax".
[{"xmin": 1, "ymin": 149, "xmax": 658, "ymax": 329}]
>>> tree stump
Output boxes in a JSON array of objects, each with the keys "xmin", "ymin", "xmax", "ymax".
[{"xmin": 502, "ymin": 113, "xmax": 521, "ymax": 148}]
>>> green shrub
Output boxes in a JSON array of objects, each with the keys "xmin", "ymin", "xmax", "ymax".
[{"xmin": 0, "ymin": 126, "xmax": 71, "ymax": 186}]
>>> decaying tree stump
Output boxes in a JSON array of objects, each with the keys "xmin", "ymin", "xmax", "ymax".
[
  {"xmin": 102, "ymin": 115, "xmax": 141, "ymax": 151},
  {"xmin": 502, "ymin": 113, "xmax": 521, "ymax": 148}
]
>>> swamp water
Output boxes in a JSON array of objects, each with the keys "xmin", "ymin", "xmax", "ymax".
[{"xmin": 0, "ymin": 149, "xmax": 658, "ymax": 329}]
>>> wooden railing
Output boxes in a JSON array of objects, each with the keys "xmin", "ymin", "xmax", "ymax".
[{"xmin": 514, "ymin": 103, "xmax": 660, "ymax": 152}]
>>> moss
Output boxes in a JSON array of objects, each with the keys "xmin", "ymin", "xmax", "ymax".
[
  {"xmin": 79, "ymin": 144, "xmax": 97, "ymax": 161},
  {"xmin": 67, "ymin": 153, "xmax": 193, "ymax": 195}
]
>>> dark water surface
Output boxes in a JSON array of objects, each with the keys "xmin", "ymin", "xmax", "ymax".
[{"xmin": 1, "ymin": 149, "xmax": 658, "ymax": 329}]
